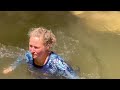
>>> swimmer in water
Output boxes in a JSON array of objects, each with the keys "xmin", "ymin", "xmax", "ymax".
[{"xmin": 3, "ymin": 27, "xmax": 80, "ymax": 79}]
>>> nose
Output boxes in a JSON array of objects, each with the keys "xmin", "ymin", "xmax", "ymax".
[{"xmin": 29, "ymin": 47, "xmax": 35, "ymax": 53}]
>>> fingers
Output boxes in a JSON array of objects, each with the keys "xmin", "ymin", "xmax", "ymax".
[{"xmin": 3, "ymin": 67, "xmax": 13, "ymax": 74}]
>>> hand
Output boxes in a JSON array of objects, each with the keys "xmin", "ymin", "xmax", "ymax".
[{"xmin": 3, "ymin": 67, "xmax": 13, "ymax": 74}]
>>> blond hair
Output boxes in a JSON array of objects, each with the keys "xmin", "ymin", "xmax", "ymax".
[{"xmin": 28, "ymin": 27, "xmax": 56, "ymax": 48}]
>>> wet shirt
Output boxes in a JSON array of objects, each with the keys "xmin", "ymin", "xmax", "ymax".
[{"xmin": 11, "ymin": 51, "xmax": 80, "ymax": 79}]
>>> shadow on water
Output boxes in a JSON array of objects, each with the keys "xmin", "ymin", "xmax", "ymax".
[{"xmin": 0, "ymin": 11, "xmax": 79, "ymax": 48}]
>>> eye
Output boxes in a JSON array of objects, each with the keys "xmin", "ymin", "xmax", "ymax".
[
  {"xmin": 29, "ymin": 45, "xmax": 33, "ymax": 48},
  {"xmin": 34, "ymin": 46, "xmax": 39, "ymax": 49}
]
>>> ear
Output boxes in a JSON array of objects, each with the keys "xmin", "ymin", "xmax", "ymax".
[{"xmin": 46, "ymin": 44, "xmax": 50, "ymax": 50}]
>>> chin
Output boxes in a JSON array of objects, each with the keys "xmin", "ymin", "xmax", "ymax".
[{"xmin": 33, "ymin": 56, "xmax": 37, "ymax": 59}]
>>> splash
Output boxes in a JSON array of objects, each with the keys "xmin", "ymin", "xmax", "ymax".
[
  {"xmin": 52, "ymin": 30, "xmax": 81, "ymax": 75},
  {"xmin": 0, "ymin": 43, "xmax": 26, "ymax": 59},
  {"xmin": 53, "ymin": 30, "xmax": 80, "ymax": 61}
]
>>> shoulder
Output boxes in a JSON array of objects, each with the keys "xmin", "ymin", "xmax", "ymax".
[
  {"xmin": 49, "ymin": 52, "xmax": 68, "ymax": 70},
  {"xmin": 49, "ymin": 52, "xmax": 65, "ymax": 63}
]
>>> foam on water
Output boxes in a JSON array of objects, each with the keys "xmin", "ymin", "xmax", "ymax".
[{"xmin": 0, "ymin": 43, "xmax": 26, "ymax": 59}]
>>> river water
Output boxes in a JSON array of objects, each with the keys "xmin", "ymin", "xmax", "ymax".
[{"xmin": 0, "ymin": 11, "xmax": 120, "ymax": 79}]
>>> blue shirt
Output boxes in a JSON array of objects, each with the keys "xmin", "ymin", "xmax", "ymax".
[{"xmin": 11, "ymin": 51, "xmax": 80, "ymax": 79}]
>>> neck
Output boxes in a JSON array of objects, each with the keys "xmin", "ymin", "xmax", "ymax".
[{"xmin": 34, "ymin": 52, "xmax": 50, "ymax": 66}]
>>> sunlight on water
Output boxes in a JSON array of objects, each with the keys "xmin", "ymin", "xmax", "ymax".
[{"xmin": 70, "ymin": 11, "xmax": 120, "ymax": 79}]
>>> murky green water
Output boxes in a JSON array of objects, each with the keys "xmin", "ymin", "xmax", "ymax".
[{"xmin": 0, "ymin": 11, "xmax": 120, "ymax": 79}]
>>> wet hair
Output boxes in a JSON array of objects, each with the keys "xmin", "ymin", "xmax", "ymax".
[{"xmin": 28, "ymin": 27, "xmax": 56, "ymax": 48}]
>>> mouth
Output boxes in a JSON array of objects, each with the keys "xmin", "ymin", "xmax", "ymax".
[{"xmin": 32, "ymin": 54, "xmax": 37, "ymax": 58}]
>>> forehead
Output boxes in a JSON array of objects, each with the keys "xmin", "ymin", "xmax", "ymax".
[{"xmin": 29, "ymin": 37, "xmax": 44, "ymax": 46}]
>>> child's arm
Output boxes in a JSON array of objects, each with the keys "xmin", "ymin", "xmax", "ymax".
[{"xmin": 3, "ymin": 51, "xmax": 32, "ymax": 74}]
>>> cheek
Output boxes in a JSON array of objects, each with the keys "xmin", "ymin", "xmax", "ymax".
[
  {"xmin": 29, "ymin": 47, "xmax": 32, "ymax": 52},
  {"xmin": 36, "ymin": 49, "xmax": 43, "ymax": 54},
  {"xmin": 37, "ymin": 48, "xmax": 46, "ymax": 55}
]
